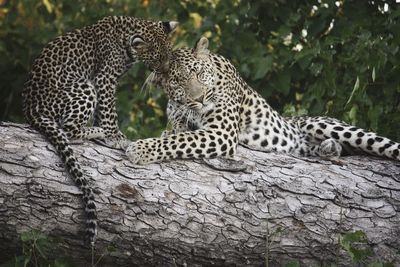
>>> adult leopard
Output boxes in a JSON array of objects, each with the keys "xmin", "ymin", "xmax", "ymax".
[
  {"xmin": 22, "ymin": 16, "xmax": 178, "ymax": 247},
  {"xmin": 126, "ymin": 37, "xmax": 400, "ymax": 164}
]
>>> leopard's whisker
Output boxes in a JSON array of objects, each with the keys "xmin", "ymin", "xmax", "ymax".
[
  {"xmin": 185, "ymin": 109, "xmax": 191, "ymax": 129},
  {"xmin": 140, "ymin": 71, "xmax": 156, "ymax": 95}
]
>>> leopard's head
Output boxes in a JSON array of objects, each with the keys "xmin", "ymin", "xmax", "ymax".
[
  {"xmin": 111, "ymin": 16, "xmax": 178, "ymax": 71},
  {"xmin": 153, "ymin": 37, "xmax": 216, "ymax": 111}
]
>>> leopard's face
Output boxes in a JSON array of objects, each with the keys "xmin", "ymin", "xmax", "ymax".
[
  {"xmin": 165, "ymin": 51, "xmax": 215, "ymax": 110},
  {"xmin": 152, "ymin": 41, "xmax": 216, "ymax": 111},
  {"xmin": 119, "ymin": 18, "xmax": 178, "ymax": 71}
]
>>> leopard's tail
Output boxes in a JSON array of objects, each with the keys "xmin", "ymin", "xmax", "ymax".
[
  {"xmin": 294, "ymin": 116, "xmax": 400, "ymax": 161},
  {"xmin": 29, "ymin": 116, "xmax": 97, "ymax": 247}
]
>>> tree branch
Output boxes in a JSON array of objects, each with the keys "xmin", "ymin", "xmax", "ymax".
[{"xmin": 0, "ymin": 122, "xmax": 399, "ymax": 266}]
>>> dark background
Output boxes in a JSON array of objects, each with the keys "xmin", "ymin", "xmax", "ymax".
[{"xmin": 1, "ymin": 0, "xmax": 399, "ymax": 140}]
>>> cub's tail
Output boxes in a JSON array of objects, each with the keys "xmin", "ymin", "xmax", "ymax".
[
  {"xmin": 29, "ymin": 116, "xmax": 97, "ymax": 246},
  {"xmin": 292, "ymin": 116, "xmax": 400, "ymax": 161}
]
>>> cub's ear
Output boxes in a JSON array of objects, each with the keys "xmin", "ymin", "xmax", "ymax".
[
  {"xmin": 161, "ymin": 21, "xmax": 179, "ymax": 34},
  {"xmin": 194, "ymin": 37, "xmax": 209, "ymax": 60}
]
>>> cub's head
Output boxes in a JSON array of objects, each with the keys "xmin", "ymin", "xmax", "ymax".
[
  {"xmin": 153, "ymin": 37, "xmax": 216, "ymax": 111},
  {"xmin": 107, "ymin": 16, "xmax": 178, "ymax": 71}
]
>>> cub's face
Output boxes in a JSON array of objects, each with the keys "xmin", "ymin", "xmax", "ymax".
[{"xmin": 123, "ymin": 18, "xmax": 178, "ymax": 71}]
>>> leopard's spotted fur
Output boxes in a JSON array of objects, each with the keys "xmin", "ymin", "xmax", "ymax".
[
  {"xmin": 126, "ymin": 37, "xmax": 400, "ymax": 164},
  {"xmin": 22, "ymin": 16, "xmax": 177, "ymax": 246}
]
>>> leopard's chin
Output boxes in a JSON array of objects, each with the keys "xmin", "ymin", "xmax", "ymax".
[{"xmin": 197, "ymin": 101, "xmax": 215, "ymax": 114}]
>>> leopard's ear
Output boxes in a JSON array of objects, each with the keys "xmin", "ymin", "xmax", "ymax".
[
  {"xmin": 161, "ymin": 21, "xmax": 179, "ymax": 34},
  {"xmin": 160, "ymin": 58, "xmax": 170, "ymax": 74},
  {"xmin": 194, "ymin": 37, "xmax": 209, "ymax": 60}
]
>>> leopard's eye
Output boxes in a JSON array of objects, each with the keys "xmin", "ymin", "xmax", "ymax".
[
  {"xmin": 197, "ymin": 68, "xmax": 208, "ymax": 82},
  {"xmin": 130, "ymin": 35, "xmax": 146, "ymax": 47}
]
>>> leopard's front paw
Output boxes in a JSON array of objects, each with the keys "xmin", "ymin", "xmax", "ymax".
[
  {"xmin": 101, "ymin": 130, "xmax": 129, "ymax": 150},
  {"xmin": 126, "ymin": 140, "xmax": 153, "ymax": 165},
  {"xmin": 160, "ymin": 129, "xmax": 174, "ymax": 138}
]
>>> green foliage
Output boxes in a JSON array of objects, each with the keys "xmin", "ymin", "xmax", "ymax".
[
  {"xmin": 1, "ymin": 0, "xmax": 399, "ymax": 140},
  {"xmin": 0, "ymin": 229, "xmax": 77, "ymax": 267},
  {"xmin": 338, "ymin": 230, "xmax": 395, "ymax": 267},
  {"xmin": 273, "ymin": 229, "xmax": 395, "ymax": 266},
  {"xmin": 284, "ymin": 260, "xmax": 300, "ymax": 267},
  {"xmin": 339, "ymin": 230, "xmax": 373, "ymax": 263},
  {"xmin": 0, "ymin": 229, "xmax": 116, "ymax": 267}
]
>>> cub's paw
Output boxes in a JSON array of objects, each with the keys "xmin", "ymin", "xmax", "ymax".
[
  {"xmin": 318, "ymin": 138, "xmax": 342, "ymax": 159},
  {"xmin": 126, "ymin": 140, "xmax": 152, "ymax": 165},
  {"xmin": 85, "ymin": 127, "xmax": 106, "ymax": 140},
  {"xmin": 69, "ymin": 127, "xmax": 106, "ymax": 144},
  {"xmin": 109, "ymin": 137, "xmax": 130, "ymax": 150}
]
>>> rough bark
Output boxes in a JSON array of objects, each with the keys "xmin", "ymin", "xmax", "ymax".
[{"xmin": 0, "ymin": 122, "xmax": 399, "ymax": 267}]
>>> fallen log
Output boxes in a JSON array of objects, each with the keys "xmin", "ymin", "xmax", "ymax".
[{"xmin": 0, "ymin": 122, "xmax": 399, "ymax": 266}]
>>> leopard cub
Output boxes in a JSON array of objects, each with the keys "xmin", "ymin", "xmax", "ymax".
[{"xmin": 23, "ymin": 16, "xmax": 177, "ymax": 246}]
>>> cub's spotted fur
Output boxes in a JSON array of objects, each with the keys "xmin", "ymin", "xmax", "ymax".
[
  {"xmin": 23, "ymin": 16, "xmax": 177, "ymax": 246},
  {"xmin": 126, "ymin": 37, "xmax": 400, "ymax": 164}
]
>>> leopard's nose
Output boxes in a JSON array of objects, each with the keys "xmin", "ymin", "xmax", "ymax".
[{"xmin": 194, "ymin": 94, "xmax": 204, "ymax": 103}]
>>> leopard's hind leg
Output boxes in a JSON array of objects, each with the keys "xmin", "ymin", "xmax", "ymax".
[{"xmin": 60, "ymin": 79, "xmax": 105, "ymax": 142}]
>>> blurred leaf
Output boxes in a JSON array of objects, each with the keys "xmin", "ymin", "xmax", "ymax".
[
  {"xmin": 372, "ymin": 67, "xmax": 376, "ymax": 82},
  {"xmin": 309, "ymin": 62, "xmax": 323, "ymax": 76},
  {"xmin": 271, "ymin": 71, "xmax": 291, "ymax": 96},
  {"xmin": 345, "ymin": 76, "xmax": 360, "ymax": 108},
  {"xmin": 42, "ymin": 0, "xmax": 53, "ymax": 13},
  {"xmin": 348, "ymin": 104, "xmax": 358, "ymax": 125},
  {"xmin": 367, "ymin": 105, "xmax": 381, "ymax": 131},
  {"xmin": 253, "ymin": 56, "xmax": 273, "ymax": 79}
]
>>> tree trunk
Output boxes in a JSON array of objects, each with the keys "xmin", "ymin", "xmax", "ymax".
[{"xmin": 0, "ymin": 122, "xmax": 399, "ymax": 266}]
